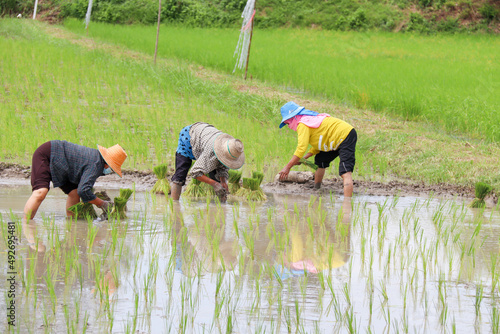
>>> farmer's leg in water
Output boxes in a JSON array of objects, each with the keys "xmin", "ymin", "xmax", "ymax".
[
  {"xmin": 66, "ymin": 189, "xmax": 81, "ymax": 217},
  {"xmin": 314, "ymin": 151, "xmax": 338, "ymax": 190},
  {"xmin": 341, "ymin": 172, "xmax": 353, "ymax": 198},
  {"xmin": 314, "ymin": 168, "xmax": 326, "ymax": 189},
  {"xmin": 24, "ymin": 188, "xmax": 49, "ymax": 220},
  {"xmin": 171, "ymin": 152, "xmax": 193, "ymax": 200},
  {"xmin": 338, "ymin": 129, "xmax": 357, "ymax": 198}
]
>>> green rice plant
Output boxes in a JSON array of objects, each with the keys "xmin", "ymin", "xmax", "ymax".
[
  {"xmin": 183, "ymin": 178, "xmax": 207, "ymax": 198},
  {"xmin": 235, "ymin": 177, "xmax": 267, "ymax": 201},
  {"xmin": 109, "ymin": 188, "xmax": 134, "ymax": 219},
  {"xmin": 228, "ymin": 170, "xmax": 242, "ymax": 194},
  {"xmin": 470, "ymin": 182, "xmax": 493, "ymax": 208},
  {"xmin": 151, "ymin": 164, "xmax": 170, "ymax": 195},
  {"xmin": 252, "ymin": 171, "xmax": 264, "ymax": 185},
  {"xmin": 67, "ymin": 202, "xmax": 98, "ymax": 220},
  {"xmin": 299, "ymin": 158, "xmax": 318, "ymax": 171}
]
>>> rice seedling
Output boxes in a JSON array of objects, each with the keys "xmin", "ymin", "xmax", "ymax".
[
  {"xmin": 151, "ymin": 164, "xmax": 170, "ymax": 195},
  {"xmin": 183, "ymin": 178, "xmax": 207, "ymax": 198},
  {"xmin": 228, "ymin": 170, "xmax": 242, "ymax": 194},
  {"xmin": 299, "ymin": 158, "xmax": 318, "ymax": 171},
  {"xmin": 235, "ymin": 177, "xmax": 267, "ymax": 201},
  {"xmin": 109, "ymin": 188, "xmax": 134, "ymax": 219},
  {"xmin": 470, "ymin": 182, "xmax": 493, "ymax": 208}
]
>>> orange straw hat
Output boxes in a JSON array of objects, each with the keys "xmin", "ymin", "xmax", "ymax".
[
  {"xmin": 97, "ymin": 144, "xmax": 128, "ymax": 177},
  {"xmin": 213, "ymin": 134, "xmax": 245, "ymax": 170}
]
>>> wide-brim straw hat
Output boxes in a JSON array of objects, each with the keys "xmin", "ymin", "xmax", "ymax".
[
  {"xmin": 213, "ymin": 133, "xmax": 245, "ymax": 170},
  {"xmin": 279, "ymin": 101, "xmax": 305, "ymax": 128},
  {"xmin": 97, "ymin": 144, "xmax": 128, "ymax": 177}
]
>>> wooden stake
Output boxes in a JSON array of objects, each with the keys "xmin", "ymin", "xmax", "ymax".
[{"xmin": 154, "ymin": 0, "xmax": 162, "ymax": 65}]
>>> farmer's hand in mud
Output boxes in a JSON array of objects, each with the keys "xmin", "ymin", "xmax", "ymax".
[
  {"xmin": 221, "ymin": 182, "xmax": 229, "ymax": 192},
  {"xmin": 99, "ymin": 200, "xmax": 114, "ymax": 213},
  {"xmin": 212, "ymin": 182, "xmax": 228, "ymax": 202},
  {"xmin": 278, "ymin": 167, "xmax": 291, "ymax": 181}
]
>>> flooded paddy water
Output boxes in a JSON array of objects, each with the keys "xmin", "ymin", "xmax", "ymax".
[{"xmin": 1, "ymin": 181, "xmax": 500, "ymax": 333}]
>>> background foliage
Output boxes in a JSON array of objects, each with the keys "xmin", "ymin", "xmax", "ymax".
[{"xmin": 1, "ymin": 0, "xmax": 499, "ymax": 33}]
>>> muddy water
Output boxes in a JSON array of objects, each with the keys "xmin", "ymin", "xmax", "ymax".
[{"xmin": 1, "ymin": 183, "xmax": 500, "ymax": 333}]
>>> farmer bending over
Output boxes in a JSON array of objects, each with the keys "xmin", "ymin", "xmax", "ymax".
[
  {"xmin": 278, "ymin": 101, "xmax": 357, "ymax": 197},
  {"xmin": 170, "ymin": 122, "xmax": 245, "ymax": 202},
  {"xmin": 24, "ymin": 140, "xmax": 127, "ymax": 220}
]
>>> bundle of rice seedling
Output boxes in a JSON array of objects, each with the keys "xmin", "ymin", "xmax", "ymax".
[
  {"xmin": 228, "ymin": 170, "xmax": 242, "ymax": 193},
  {"xmin": 202, "ymin": 181, "xmax": 215, "ymax": 196},
  {"xmin": 151, "ymin": 164, "xmax": 170, "ymax": 195},
  {"xmin": 470, "ymin": 182, "xmax": 493, "ymax": 208},
  {"xmin": 183, "ymin": 178, "xmax": 207, "ymax": 198},
  {"xmin": 300, "ymin": 158, "xmax": 318, "ymax": 171},
  {"xmin": 68, "ymin": 202, "xmax": 97, "ymax": 220},
  {"xmin": 236, "ymin": 177, "xmax": 266, "ymax": 201},
  {"xmin": 252, "ymin": 171, "xmax": 264, "ymax": 185},
  {"xmin": 109, "ymin": 188, "xmax": 134, "ymax": 219}
]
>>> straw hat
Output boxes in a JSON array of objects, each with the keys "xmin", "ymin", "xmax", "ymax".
[
  {"xmin": 279, "ymin": 101, "xmax": 305, "ymax": 128},
  {"xmin": 213, "ymin": 134, "xmax": 245, "ymax": 170},
  {"xmin": 97, "ymin": 144, "xmax": 128, "ymax": 177}
]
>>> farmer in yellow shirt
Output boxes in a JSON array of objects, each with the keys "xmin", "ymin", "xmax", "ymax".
[{"xmin": 278, "ymin": 101, "xmax": 357, "ymax": 197}]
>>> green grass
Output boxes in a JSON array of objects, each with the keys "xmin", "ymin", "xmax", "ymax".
[{"xmin": 63, "ymin": 19, "xmax": 500, "ymax": 142}]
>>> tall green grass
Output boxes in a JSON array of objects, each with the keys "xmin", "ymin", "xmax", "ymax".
[{"xmin": 64, "ymin": 19, "xmax": 500, "ymax": 142}]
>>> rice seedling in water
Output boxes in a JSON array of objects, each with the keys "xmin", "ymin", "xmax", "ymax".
[
  {"xmin": 110, "ymin": 188, "xmax": 134, "ymax": 219},
  {"xmin": 470, "ymin": 182, "xmax": 493, "ymax": 208},
  {"xmin": 183, "ymin": 178, "xmax": 207, "ymax": 198},
  {"xmin": 228, "ymin": 170, "xmax": 242, "ymax": 194},
  {"xmin": 151, "ymin": 164, "xmax": 170, "ymax": 195},
  {"xmin": 67, "ymin": 202, "xmax": 98, "ymax": 220},
  {"xmin": 235, "ymin": 175, "xmax": 266, "ymax": 201}
]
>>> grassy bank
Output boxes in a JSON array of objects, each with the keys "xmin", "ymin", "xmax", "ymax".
[
  {"xmin": 63, "ymin": 19, "xmax": 500, "ymax": 143},
  {"xmin": 1, "ymin": 19, "xmax": 499, "ymax": 190}
]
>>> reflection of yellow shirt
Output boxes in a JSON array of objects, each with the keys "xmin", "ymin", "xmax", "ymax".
[
  {"xmin": 288, "ymin": 229, "xmax": 346, "ymax": 271},
  {"xmin": 293, "ymin": 117, "xmax": 353, "ymax": 158}
]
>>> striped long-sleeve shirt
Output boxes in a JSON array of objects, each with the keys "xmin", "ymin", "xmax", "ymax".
[
  {"xmin": 50, "ymin": 140, "xmax": 105, "ymax": 202},
  {"xmin": 188, "ymin": 123, "xmax": 229, "ymax": 180}
]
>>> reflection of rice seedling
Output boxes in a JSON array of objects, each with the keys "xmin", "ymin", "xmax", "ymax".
[
  {"xmin": 470, "ymin": 182, "xmax": 493, "ymax": 208},
  {"xmin": 110, "ymin": 188, "xmax": 134, "ymax": 219},
  {"xmin": 228, "ymin": 170, "xmax": 242, "ymax": 193},
  {"xmin": 151, "ymin": 164, "xmax": 170, "ymax": 195},
  {"xmin": 299, "ymin": 158, "xmax": 318, "ymax": 171},
  {"xmin": 184, "ymin": 178, "xmax": 207, "ymax": 198}
]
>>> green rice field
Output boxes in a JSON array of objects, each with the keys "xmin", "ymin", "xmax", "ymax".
[{"xmin": 63, "ymin": 19, "xmax": 500, "ymax": 142}]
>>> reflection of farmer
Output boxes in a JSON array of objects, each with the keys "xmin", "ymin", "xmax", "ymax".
[
  {"xmin": 170, "ymin": 202, "xmax": 237, "ymax": 276},
  {"xmin": 277, "ymin": 197, "xmax": 352, "ymax": 279},
  {"xmin": 170, "ymin": 122, "xmax": 245, "ymax": 201},
  {"xmin": 278, "ymin": 102, "xmax": 357, "ymax": 197},
  {"xmin": 23, "ymin": 140, "xmax": 127, "ymax": 220}
]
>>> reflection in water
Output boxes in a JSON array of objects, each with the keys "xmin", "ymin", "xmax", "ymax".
[{"xmin": 2, "ymin": 185, "xmax": 500, "ymax": 333}]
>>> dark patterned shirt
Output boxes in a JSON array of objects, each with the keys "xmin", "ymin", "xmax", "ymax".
[
  {"xmin": 50, "ymin": 140, "xmax": 105, "ymax": 202},
  {"xmin": 189, "ymin": 123, "xmax": 229, "ymax": 180}
]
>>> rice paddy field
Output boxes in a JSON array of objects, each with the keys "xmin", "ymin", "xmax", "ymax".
[
  {"xmin": 62, "ymin": 19, "xmax": 500, "ymax": 143},
  {"xmin": 1, "ymin": 184, "xmax": 500, "ymax": 333},
  {"xmin": 1, "ymin": 17, "xmax": 500, "ymax": 333}
]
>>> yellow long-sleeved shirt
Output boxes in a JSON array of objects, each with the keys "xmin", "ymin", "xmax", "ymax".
[{"xmin": 293, "ymin": 117, "xmax": 354, "ymax": 158}]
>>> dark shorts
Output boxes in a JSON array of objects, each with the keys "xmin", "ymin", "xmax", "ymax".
[
  {"xmin": 171, "ymin": 152, "xmax": 219, "ymax": 186},
  {"xmin": 31, "ymin": 141, "xmax": 78, "ymax": 194},
  {"xmin": 314, "ymin": 128, "xmax": 357, "ymax": 176}
]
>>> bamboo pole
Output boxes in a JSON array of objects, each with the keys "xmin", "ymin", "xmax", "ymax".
[{"xmin": 154, "ymin": 0, "xmax": 162, "ymax": 65}]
